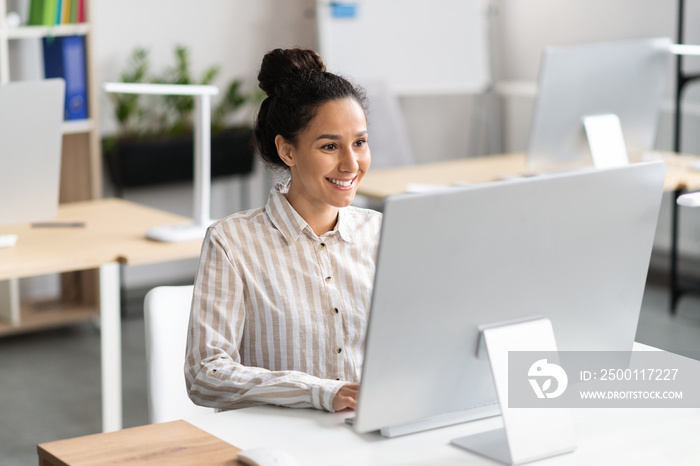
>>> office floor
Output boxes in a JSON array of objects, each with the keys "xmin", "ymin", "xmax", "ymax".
[{"xmin": 1, "ymin": 281, "xmax": 700, "ymax": 465}]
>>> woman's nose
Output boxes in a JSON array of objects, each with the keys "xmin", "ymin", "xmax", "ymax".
[{"xmin": 339, "ymin": 146, "xmax": 360, "ymax": 172}]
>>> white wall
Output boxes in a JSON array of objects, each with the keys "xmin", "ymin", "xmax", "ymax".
[
  {"xmin": 89, "ymin": 0, "xmax": 700, "ymax": 290},
  {"xmin": 93, "ymin": 0, "xmax": 700, "ymax": 152},
  {"xmin": 494, "ymin": 0, "xmax": 680, "ymax": 79},
  {"xmin": 92, "ymin": 0, "xmax": 317, "ymax": 135},
  {"xmin": 92, "ymin": 0, "xmax": 314, "ymax": 289}
]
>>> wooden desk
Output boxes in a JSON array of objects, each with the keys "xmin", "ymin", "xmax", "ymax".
[
  {"xmin": 358, "ymin": 151, "xmax": 700, "ymax": 201},
  {"xmin": 0, "ymin": 199, "xmax": 203, "ymax": 432},
  {"xmin": 37, "ymin": 420, "xmax": 242, "ymax": 466},
  {"xmin": 0, "ymin": 198, "xmax": 202, "ymax": 282}
]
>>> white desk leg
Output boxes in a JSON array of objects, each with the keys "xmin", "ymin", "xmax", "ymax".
[{"xmin": 100, "ymin": 262, "xmax": 122, "ymax": 432}]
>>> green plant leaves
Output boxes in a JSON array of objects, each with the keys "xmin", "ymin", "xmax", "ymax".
[{"xmin": 111, "ymin": 45, "xmax": 256, "ymax": 139}]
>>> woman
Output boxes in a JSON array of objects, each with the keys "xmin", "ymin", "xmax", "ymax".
[{"xmin": 185, "ymin": 48, "xmax": 382, "ymax": 413}]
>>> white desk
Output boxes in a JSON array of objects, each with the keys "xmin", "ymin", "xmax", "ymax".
[
  {"xmin": 188, "ymin": 345, "xmax": 700, "ymax": 465},
  {"xmin": 188, "ymin": 406, "xmax": 700, "ymax": 465}
]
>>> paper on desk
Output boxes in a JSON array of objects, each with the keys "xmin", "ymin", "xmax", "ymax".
[
  {"xmin": 640, "ymin": 151, "xmax": 663, "ymax": 161},
  {"xmin": 405, "ymin": 182, "xmax": 470, "ymax": 193}
]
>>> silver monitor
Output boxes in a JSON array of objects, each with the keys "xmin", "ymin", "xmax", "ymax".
[
  {"xmin": 352, "ymin": 161, "xmax": 666, "ymax": 436},
  {"xmin": 0, "ymin": 79, "xmax": 64, "ymax": 227},
  {"xmin": 527, "ymin": 38, "xmax": 671, "ymax": 170}
]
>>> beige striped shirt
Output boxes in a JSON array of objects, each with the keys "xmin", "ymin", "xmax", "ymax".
[{"xmin": 185, "ymin": 181, "xmax": 382, "ymax": 412}]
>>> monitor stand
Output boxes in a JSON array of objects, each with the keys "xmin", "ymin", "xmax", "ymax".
[
  {"xmin": 451, "ymin": 317, "xmax": 576, "ymax": 465},
  {"xmin": 583, "ymin": 113, "xmax": 629, "ymax": 169}
]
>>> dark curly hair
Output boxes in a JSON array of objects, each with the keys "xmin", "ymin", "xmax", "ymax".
[{"xmin": 253, "ymin": 48, "xmax": 368, "ymax": 170}]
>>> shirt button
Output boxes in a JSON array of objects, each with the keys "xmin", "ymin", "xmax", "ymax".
[
  {"xmin": 334, "ymin": 347, "xmax": 342, "ymax": 354},
  {"xmin": 331, "ymin": 308, "xmax": 339, "ymax": 315},
  {"xmin": 319, "ymin": 243, "xmax": 326, "ymax": 250},
  {"xmin": 325, "ymin": 276, "xmax": 333, "ymax": 283}
]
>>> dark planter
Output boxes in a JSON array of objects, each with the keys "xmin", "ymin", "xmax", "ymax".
[{"xmin": 104, "ymin": 127, "xmax": 255, "ymax": 189}]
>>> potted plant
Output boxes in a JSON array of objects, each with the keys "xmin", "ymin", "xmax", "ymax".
[{"xmin": 103, "ymin": 46, "xmax": 260, "ymax": 191}]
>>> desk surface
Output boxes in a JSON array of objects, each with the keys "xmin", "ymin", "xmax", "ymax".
[
  {"xmin": 0, "ymin": 198, "xmax": 203, "ymax": 280},
  {"xmin": 189, "ymin": 405, "xmax": 700, "ymax": 465},
  {"xmin": 185, "ymin": 344, "xmax": 700, "ymax": 466},
  {"xmin": 358, "ymin": 152, "xmax": 700, "ymax": 201}
]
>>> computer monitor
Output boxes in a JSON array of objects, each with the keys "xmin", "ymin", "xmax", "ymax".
[
  {"xmin": 527, "ymin": 38, "xmax": 671, "ymax": 170},
  {"xmin": 0, "ymin": 79, "xmax": 64, "ymax": 229},
  {"xmin": 352, "ymin": 161, "xmax": 666, "ymax": 440}
]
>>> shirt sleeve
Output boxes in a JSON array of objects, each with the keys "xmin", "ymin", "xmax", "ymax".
[{"xmin": 184, "ymin": 226, "xmax": 346, "ymax": 412}]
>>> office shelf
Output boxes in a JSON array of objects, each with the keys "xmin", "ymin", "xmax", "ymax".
[
  {"xmin": 3, "ymin": 22, "xmax": 90, "ymax": 39},
  {"xmin": 62, "ymin": 119, "xmax": 94, "ymax": 134},
  {"xmin": 0, "ymin": 300, "xmax": 98, "ymax": 337},
  {"xmin": 0, "ymin": 0, "xmax": 101, "ymax": 201},
  {"xmin": 0, "ymin": 0, "xmax": 103, "ymax": 336}
]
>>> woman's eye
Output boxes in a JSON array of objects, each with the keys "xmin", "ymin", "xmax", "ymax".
[
  {"xmin": 355, "ymin": 139, "xmax": 367, "ymax": 147},
  {"xmin": 322, "ymin": 143, "xmax": 337, "ymax": 151}
]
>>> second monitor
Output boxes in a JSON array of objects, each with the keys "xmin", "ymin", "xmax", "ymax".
[{"xmin": 527, "ymin": 37, "xmax": 671, "ymax": 170}]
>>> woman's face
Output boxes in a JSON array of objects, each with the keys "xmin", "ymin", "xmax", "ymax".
[{"xmin": 277, "ymin": 98, "xmax": 370, "ymax": 212}]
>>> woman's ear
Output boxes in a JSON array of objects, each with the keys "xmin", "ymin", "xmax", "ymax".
[{"xmin": 275, "ymin": 135, "xmax": 296, "ymax": 168}]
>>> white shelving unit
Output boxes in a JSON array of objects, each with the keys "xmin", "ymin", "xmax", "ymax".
[
  {"xmin": 0, "ymin": 0, "xmax": 101, "ymax": 201},
  {"xmin": 0, "ymin": 0, "xmax": 103, "ymax": 336}
]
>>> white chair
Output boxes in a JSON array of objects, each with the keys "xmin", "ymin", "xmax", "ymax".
[
  {"xmin": 362, "ymin": 79, "xmax": 414, "ymax": 169},
  {"xmin": 353, "ymin": 80, "xmax": 415, "ymax": 210},
  {"xmin": 143, "ymin": 285, "xmax": 215, "ymax": 423}
]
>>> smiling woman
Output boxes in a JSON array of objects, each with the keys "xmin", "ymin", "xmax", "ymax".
[{"xmin": 185, "ymin": 48, "xmax": 382, "ymax": 414}]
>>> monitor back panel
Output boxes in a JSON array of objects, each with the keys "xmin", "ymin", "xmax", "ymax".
[
  {"xmin": 354, "ymin": 161, "xmax": 667, "ymax": 433},
  {"xmin": 527, "ymin": 38, "xmax": 671, "ymax": 170},
  {"xmin": 0, "ymin": 79, "xmax": 64, "ymax": 226}
]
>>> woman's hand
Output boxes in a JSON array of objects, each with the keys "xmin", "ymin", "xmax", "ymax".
[{"xmin": 333, "ymin": 382, "xmax": 359, "ymax": 412}]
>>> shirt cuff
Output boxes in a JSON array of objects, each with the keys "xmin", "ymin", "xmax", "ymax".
[{"xmin": 311, "ymin": 379, "xmax": 347, "ymax": 412}]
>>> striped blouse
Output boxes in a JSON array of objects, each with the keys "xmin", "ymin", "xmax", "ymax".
[{"xmin": 185, "ymin": 181, "xmax": 382, "ymax": 412}]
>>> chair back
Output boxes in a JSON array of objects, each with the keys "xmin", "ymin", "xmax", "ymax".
[
  {"xmin": 144, "ymin": 285, "xmax": 215, "ymax": 423},
  {"xmin": 363, "ymin": 80, "xmax": 414, "ymax": 169}
]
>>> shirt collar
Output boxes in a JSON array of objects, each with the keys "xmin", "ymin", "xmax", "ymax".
[
  {"xmin": 334, "ymin": 206, "xmax": 356, "ymax": 244},
  {"xmin": 265, "ymin": 179, "xmax": 355, "ymax": 244}
]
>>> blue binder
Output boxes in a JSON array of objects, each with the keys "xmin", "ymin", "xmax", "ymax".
[{"xmin": 42, "ymin": 35, "xmax": 88, "ymax": 120}]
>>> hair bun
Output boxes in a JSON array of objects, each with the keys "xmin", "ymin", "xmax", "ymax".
[{"xmin": 257, "ymin": 48, "xmax": 326, "ymax": 96}]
